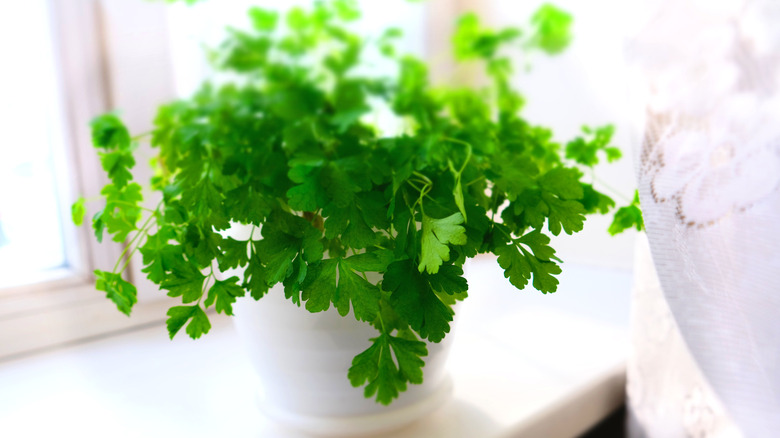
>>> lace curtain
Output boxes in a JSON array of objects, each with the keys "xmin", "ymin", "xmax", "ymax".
[{"xmin": 626, "ymin": 0, "xmax": 780, "ymax": 436}]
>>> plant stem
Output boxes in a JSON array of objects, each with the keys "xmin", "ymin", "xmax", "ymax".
[
  {"xmin": 112, "ymin": 202, "xmax": 161, "ymax": 274},
  {"xmin": 131, "ymin": 131, "xmax": 153, "ymax": 142},
  {"xmin": 591, "ymin": 174, "xmax": 632, "ymax": 203}
]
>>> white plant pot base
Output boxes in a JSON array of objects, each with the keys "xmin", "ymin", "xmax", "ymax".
[{"xmin": 233, "ymin": 284, "xmax": 457, "ymax": 436}]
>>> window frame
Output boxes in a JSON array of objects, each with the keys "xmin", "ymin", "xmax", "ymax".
[{"xmin": 0, "ymin": 0, "xmax": 173, "ymax": 360}]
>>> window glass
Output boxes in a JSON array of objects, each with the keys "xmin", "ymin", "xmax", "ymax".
[{"xmin": 0, "ymin": 0, "xmax": 70, "ymax": 288}]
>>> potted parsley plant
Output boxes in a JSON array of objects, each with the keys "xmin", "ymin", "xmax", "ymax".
[{"xmin": 73, "ymin": 0, "xmax": 640, "ymax": 433}]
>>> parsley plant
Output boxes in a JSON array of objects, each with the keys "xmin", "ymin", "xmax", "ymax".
[{"xmin": 74, "ymin": 0, "xmax": 640, "ymax": 404}]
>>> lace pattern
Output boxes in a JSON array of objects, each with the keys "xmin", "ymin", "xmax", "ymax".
[{"xmin": 627, "ymin": 0, "xmax": 780, "ymax": 435}]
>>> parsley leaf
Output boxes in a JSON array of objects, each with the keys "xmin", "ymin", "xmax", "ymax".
[
  {"xmin": 609, "ymin": 191, "xmax": 645, "ymax": 235},
  {"xmin": 494, "ymin": 228, "xmax": 562, "ymax": 293},
  {"xmin": 94, "ymin": 270, "xmax": 137, "ymax": 316},
  {"xmin": 71, "ymin": 197, "xmax": 86, "ymax": 226},
  {"xmin": 565, "ymin": 125, "xmax": 619, "ymax": 167},
  {"xmin": 161, "ymin": 261, "xmax": 206, "ymax": 303},
  {"xmin": 91, "ymin": 113, "xmax": 131, "ymax": 150},
  {"xmin": 166, "ymin": 305, "xmax": 211, "ymax": 339},
  {"xmin": 384, "ymin": 260, "xmax": 454, "ymax": 342},
  {"xmin": 204, "ymin": 276, "xmax": 246, "ymax": 315},
  {"xmin": 348, "ymin": 332, "xmax": 427, "ymax": 405},
  {"xmin": 419, "ymin": 212, "xmax": 467, "ymax": 274},
  {"xmin": 529, "ymin": 4, "xmax": 573, "ymax": 55}
]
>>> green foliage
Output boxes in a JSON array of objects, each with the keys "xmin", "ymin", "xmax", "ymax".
[
  {"xmin": 419, "ymin": 213, "xmax": 467, "ymax": 274},
  {"xmin": 74, "ymin": 0, "xmax": 635, "ymax": 405},
  {"xmin": 348, "ymin": 332, "xmax": 427, "ymax": 405},
  {"xmin": 166, "ymin": 305, "xmax": 211, "ymax": 339},
  {"xmin": 71, "ymin": 197, "xmax": 87, "ymax": 226},
  {"xmin": 566, "ymin": 125, "xmax": 621, "ymax": 167},
  {"xmin": 609, "ymin": 191, "xmax": 645, "ymax": 235},
  {"xmin": 94, "ymin": 270, "xmax": 138, "ymax": 316},
  {"xmin": 529, "ymin": 3, "xmax": 573, "ymax": 54}
]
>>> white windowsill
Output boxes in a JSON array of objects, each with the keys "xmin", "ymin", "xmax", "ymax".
[{"xmin": 0, "ymin": 257, "xmax": 631, "ymax": 437}]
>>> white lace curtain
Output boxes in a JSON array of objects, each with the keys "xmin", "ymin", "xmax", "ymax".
[{"xmin": 626, "ymin": 0, "xmax": 780, "ymax": 436}]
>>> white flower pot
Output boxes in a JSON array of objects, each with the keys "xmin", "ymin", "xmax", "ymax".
[{"xmin": 232, "ymin": 284, "xmax": 456, "ymax": 436}]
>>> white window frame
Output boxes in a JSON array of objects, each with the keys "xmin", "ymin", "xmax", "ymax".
[{"xmin": 0, "ymin": 0, "xmax": 174, "ymax": 360}]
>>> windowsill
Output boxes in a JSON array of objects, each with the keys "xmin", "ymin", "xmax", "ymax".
[{"xmin": 0, "ymin": 257, "xmax": 632, "ymax": 437}]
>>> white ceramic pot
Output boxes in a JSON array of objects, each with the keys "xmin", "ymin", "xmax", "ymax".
[{"xmin": 232, "ymin": 283, "xmax": 456, "ymax": 436}]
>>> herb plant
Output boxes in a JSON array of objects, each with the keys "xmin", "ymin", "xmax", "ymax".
[{"xmin": 73, "ymin": 0, "xmax": 637, "ymax": 405}]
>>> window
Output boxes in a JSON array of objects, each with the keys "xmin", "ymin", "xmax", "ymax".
[
  {"xmin": 0, "ymin": 1, "xmax": 78, "ymax": 290},
  {"xmin": 0, "ymin": 0, "xmax": 172, "ymax": 359}
]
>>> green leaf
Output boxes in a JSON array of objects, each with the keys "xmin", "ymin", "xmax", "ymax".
[
  {"xmin": 334, "ymin": 0, "xmax": 360, "ymax": 21},
  {"xmin": 389, "ymin": 335, "xmax": 427, "ymax": 385},
  {"xmin": 282, "ymin": 254, "xmax": 308, "ymax": 303},
  {"xmin": 580, "ymin": 184, "xmax": 615, "ymax": 214},
  {"xmin": 609, "ymin": 191, "xmax": 644, "ymax": 235},
  {"xmin": 245, "ymin": 254, "xmax": 271, "ymax": 300},
  {"xmin": 166, "ymin": 305, "xmax": 211, "ymax": 340},
  {"xmin": 287, "ymin": 174, "xmax": 325, "ymax": 212},
  {"xmin": 336, "ymin": 261, "xmax": 380, "ymax": 322},
  {"xmin": 530, "ymin": 4, "xmax": 573, "ymax": 55},
  {"xmin": 140, "ymin": 229, "xmax": 183, "ymax": 283},
  {"xmin": 538, "ymin": 167, "xmax": 583, "ymax": 200},
  {"xmin": 495, "ymin": 242, "xmax": 532, "ymax": 290},
  {"xmin": 453, "ymin": 13, "xmax": 521, "ymax": 61},
  {"xmin": 384, "ymin": 260, "xmax": 453, "ymax": 342},
  {"xmin": 217, "ymin": 237, "xmax": 251, "ymax": 271},
  {"xmin": 495, "ymin": 240, "xmax": 561, "ymax": 294},
  {"xmin": 491, "ymin": 154, "xmax": 538, "ymax": 201},
  {"xmin": 161, "ymin": 262, "xmax": 206, "ymax": 303},
  {"xmin": 419, "ymin": 212, "xmax": 467, "ymax": 274},
  {"xmin": 543, "ymin": 192, "xmax": 585, "ymax": 236},
  {"xmin": 71, "ymin": 197, "xmax": 86, "ymax": 226},
  {"xmin": 99, "ymin": 150, "xmax": 135, "ymax": 188},
  {"xmin": 342, "ymin": 249, "xmax": 394, "ymax": 272},
  {"xmin": 205, "ymin": 276, "xmax": 245, "ymax": 315},
  {"xmin": 249, "ymin": 7, "xmax": 278, "ymax": 32},
  {"xmin": 255, "ymin": 230, "xmax": 301, "ymax": 286},
  {"xmin": 348, "ymin": 332, "xmax": 428, "ymax": 405},
  {"xmin": 99, "ymin": 183, "xmax": 144, "ymax": 242},
  {"xmin": 217, "ymin": 30, "xmax": 272, "ymax": 72},
  {"xmin": 287, "ymin": 7, "xmax": 310, "ymax": 31},
  {"xmin": 518, "ymin": 229, "xmax": 559, "ymax": 262},
  {"xmin": 94, "ymin": 270, "xmax": 137, "ymax": 316},
  {"xmin": 301, "ymin": 259, "xmax": 338, "ymax": 313},
  {"xmin": 565, "ymin": 125, "xmax": 618, "ymax": 167},
  {"xmin": 91, "ymin": 114, "xmax": 130, "ymax": 150},
  {"xmin": 426, "ymin": 263, "xmax": 468, "ymax": 295},
  {"xmin": 341, "ymin": 205, "xmax": 377, "ymax": 249}
]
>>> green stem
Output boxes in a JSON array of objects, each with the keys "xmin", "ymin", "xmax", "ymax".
[
  {"xmin": 465, "ymin": 176, "xmax": 485, "ymax": 187},
  {"xmin": 112, "ymin": 203, "xmax": 161, "ymax": 274},
  {"xmin": 411, "ymin": 171, "xmax": 432, "ymax": 185},
  {"xmin": 131, "ymin": 131, "xmax": 153, "ymax": 142},
  {"xmin": 591, "ymin": 175, "xmax": 632, "ymax": 204},
  {"xmin": 441, "ymin": 137, "xmax": 473, "ymax": 173},
  {"xmin": 111, "ymin": 200, "xmax": 158, "ymax": 213},
  {"xmin": 198, "ymin": 265, "xmax": 216, "ymax": 306},
  {"xmin": 495, "ymin": 223, "xmax": 516, "ymax": 243},
  {"xmin": 377, "ymin": 304, "xmax": 388, "ymax": 334}
]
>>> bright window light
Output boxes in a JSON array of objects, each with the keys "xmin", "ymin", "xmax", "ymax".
[{"xmin": 0, "ymin": 0, "xmax": 69, "ymax": 288}]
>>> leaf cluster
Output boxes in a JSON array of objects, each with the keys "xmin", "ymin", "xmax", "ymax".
[{"xmin": 74, "ymin": 0, "xmax": 637, "ymax": 404}]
